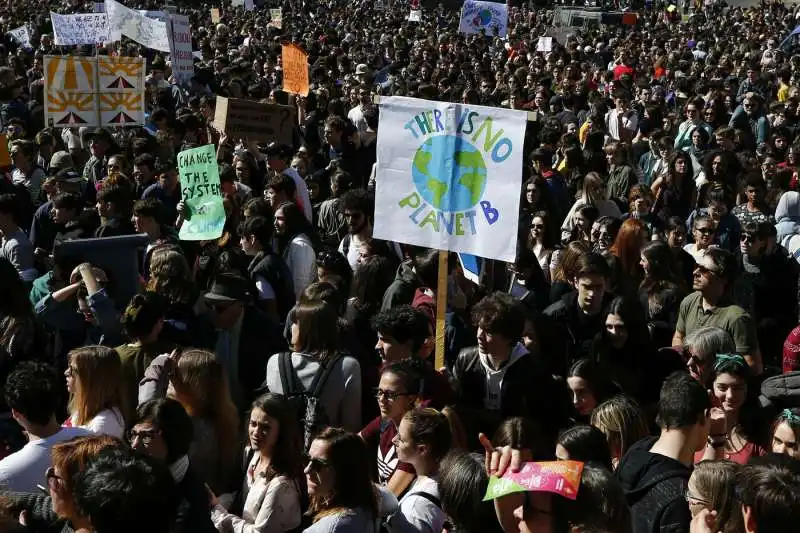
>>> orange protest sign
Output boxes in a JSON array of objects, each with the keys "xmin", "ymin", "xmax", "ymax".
[
  {"xmin": 282, "ymin": 44, "xmax": 309, "ymax": 97},
  {"xmin": 0, "ymin": 135, "xmax": 9, "ymax": 167},
  {"xmin": 210, "ymin": 8, "xmax": 221, "ymax": 23}
]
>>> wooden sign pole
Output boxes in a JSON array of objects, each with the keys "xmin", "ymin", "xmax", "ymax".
[{"xmin": 434, "ymin": 250, "xmax": 448, "ymax": 371}]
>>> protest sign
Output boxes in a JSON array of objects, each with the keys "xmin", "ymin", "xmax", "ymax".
[
  {"xmin": 214, "ymin": 97, "xmax": 295, "ymax": 145},
  {"xmin": 94, "ymin": 2, "xmax": 104, "ymax": 12},
  {"xmin": 210, "ymin": 8, "xmax": 221, "ymax": 23},
  {"xmin": 484, "ymin": 461, "xmax": 584, "ymax": 501},
  {"xmin": 44, "ymin": 55, "xmax": 100, "ymax": 127},
  {"xmin": 231, "ymin": 0, "xmax": 243, "ymax": 6},
  {"xmin": 458, "ymin": 0, "xmax": 508, "ymax": 37},
  {"xmin": 537, "ymin": 36, "xmax": 552, "ymax": 52},
  {"xmin": 373, "ymin": 96, "xmax": 526, "ymax": 262},
  {"xmin": 177, "ymin": 145, "xmax": 226, "ymax": 241},
  {"xmin": 282, "ymin": 44, "xmax": 309, "ymax": 96},
  {"xmin": 408, "ymin": 10, "xmax": 421, "ymax": 22},
  {"xmin": 8, "ymin": 25, "xmax": 31, "ymax": 48},
  {"xmin": 105, "ymin": 0, "xmax": 170, "ymax": 52},
  {"xmin": 268, "ymin": 8, "xmax": 282, "ymax": 28},
  {"xmin": 245, "ymin": 0, "xmax": 255, "ymax": 10},
  {"xmin": 98, "ymin": 56, "xmax": 145, "ymax": 126},
  {"xmin": 167, "ymin": 14, "xmax": 193, "ymax": 84},
  {"xmin": 138, "ymin": 10, "xmax": 166, "ymax": 21},
  {"xmin": 44, "ymin": 55, "xmax": 145, "ymax": 127},
  {"xmin": 50, "ymin": 12, "xmax": 110, "ymax": 45}
]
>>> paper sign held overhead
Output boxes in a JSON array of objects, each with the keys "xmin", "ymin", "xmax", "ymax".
[
  {"xmin": 167, "ymin": 14, "xmax": 193, "ymax": 84},
  {"xmin": 8, "ymin": 25, "xmax": 31, "ymax": 48},
  {"xmin": 177, "ymin": 144, "xmax": 226, "ymax": 241},
  {"xmin": 459, "ymin": 0, "xmax": 508, "ymax": 37},
  {"xmin": 105, "ymin": 0, "xmax": 170, "ymax": 52},
  {"xmin": 408, "ymin": 10, "xmax": 421, "ymax": 22},
  {"xmin": 282, "ymin": 44, "xmax": 309, "ymax": 96},
  {"xmin": 50, "ymin": 12, "xmax": 110, "ymax": 46},
  {"xmin": 268, "ymin": 8, "xmax": 282, "ymax": 29},
  {"xmin": 484, "ymin": 461, "xmax": 584, "ymax": 501},
  {"xmin": 537, "ymin": 36, "xmax": 552, "ymax": 52},
  {"xmin": 210, "ymin": 8, "xmax": 221, "ymax": 23},
  {"xmin": 373, "ymin": 96, "xmax": 526, "ymax": 263},
  {"xmin": 214, "ymin": 97, "xmax": 295, "ymax": 145}
]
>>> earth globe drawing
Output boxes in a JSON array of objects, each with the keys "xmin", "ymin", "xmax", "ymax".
[
  {"xmin": 411, "ymin": 135, "xmax": 487, "ymax": 212},
  {"xmin": 476, "ymin": 8, "xmax": 493, "ymax": 26}
]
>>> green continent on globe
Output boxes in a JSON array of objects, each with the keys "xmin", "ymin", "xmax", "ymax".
[
  {"xmin": 455, "ymin": 150, "xmax": 487, "ymax": 206},
  {"xmin": 458, "ymin": 172, "xmax": 484, "ymax": 205},
  {"xmin": 426, "ymin": 178, "xmax": 449, "ymax": 208},
  {"xmin": 413, "ymin": 139, "xmax": 433, "ymax": 176}
]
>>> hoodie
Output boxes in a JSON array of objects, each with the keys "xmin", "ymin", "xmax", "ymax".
[
  {"xmin": 615, "ymin": 436, "xmax": 692, "ymax": 533},
  {"xmin": 775, "ymin": 191, "xmax": 800, "ymax": 247},
  {"xmin": 477, "ymin": 343, "xmax": 528, "ymax": 411},
  {"xmin": 381, "ymin": 259, "xmax": 420, "ymax": 311}
]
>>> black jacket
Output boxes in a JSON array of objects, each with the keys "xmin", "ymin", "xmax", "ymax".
[
  {"xmin": 247, "ymin": 249, "xmax": 296, "ymax": 320},
  {"xmin": 235, "ymin": 306, "xmax": 288, "ymax": 405},
  {"xmin": 173, "ymin": 467, "xmax": 217, "ymax": 533},
  {"xmin": 380, "ymin": 260, "xmax": 420, "ymax": 311},
  {"xmin": 541, "ymin": 290, "xmax": 613, "ymax": 377},
  {"xmin": 451, "ymin": 345, "xmax": 570, "ymax": 447},
  {"xmin": 616, "ymin": 436, "xmax": 692, "ymax": 533}
]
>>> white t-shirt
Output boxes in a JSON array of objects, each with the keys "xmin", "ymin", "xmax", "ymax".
[
  {"xmin": 284, "ymin": 167, "xmax": 312, "ymax": 223},
  {"xmin": 71, "ymin": 407, "xmax": 125, "ymax": 438},
  {"xmin": 0, "ymin": 426, "xmax": 90, "ymax": 492},
  {"xmin": 386, "ymin": 475, "xmax": 445, "ymax": 533}
]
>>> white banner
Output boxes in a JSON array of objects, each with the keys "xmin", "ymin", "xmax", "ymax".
[
  {"xmin": 373, "ymin": 96, "xmax": 526, "ymax": 262},
  {"xmin": 50, "ymin": 12, "xmax": 110, "ymax": 46},
  {"xmin": 105, "ymin": 0, "xmax": 170, "ymax": 52},
  {"xmin": 268, "ymin": 8, "xmax": 282, "ymax": 28},
  {"xmin": 167, "ymin": 14, "xmax": 193, "ymax": 84},
  {"xmin": 8, "ymin": 25, "xmax": 31, "ymax": 48},
  {"xmin": 459, "ymin": 0, "xmax": 508, "ymax": 37},
  {"xmin": 408, "ymin": 9, "xmax": 421, "ymax": 22},
  {"xmin": 537, "ymin": 36, "xmax": 552, "ymax": 52}
]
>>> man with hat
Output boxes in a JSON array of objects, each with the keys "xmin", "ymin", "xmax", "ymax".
[
  {"xmin": 201, "ymin": 273, "xmax": 286, "ymax": 407},
  {"xmin": 82, "ymin": 127, "xmax": 114, "ymax": 205},
  {"xmin": 263, "ymin": 143, "xmax": 312, "ymax": 223},
  {"xmin": 30, "ymin": 169, "xmax": 83, "ymax": 260}
]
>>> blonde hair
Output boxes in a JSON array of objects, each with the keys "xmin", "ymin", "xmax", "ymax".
[
  {"xmin": 170, "ymin": 349, "xmax": 239, "ymax": 484},
  {"xmin": 692, "ymin": 461, "xmax": 745, "ymax": 533},
  {"xmin": 590, "ymin": 395, "xmax": 649, "ymax": 463},
  {"xmin": 68, "ymin": 346, "xmax": 127, "ymax": 427}
]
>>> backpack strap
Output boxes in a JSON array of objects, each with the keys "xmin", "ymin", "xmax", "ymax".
[
  {"xmin": 279, "ymin": 352, "xmax": 302, "ymax": 395},
  {"xmin": 411, "ymin": 491, "xmax": 441, "ymax": 509},
  {"xmin": 342, "ymin": 234, "xmax": 351, "ymax": 256},
  {"xmin": 308, "ymin": 354, "xmax": 342, "ymax": 397}
]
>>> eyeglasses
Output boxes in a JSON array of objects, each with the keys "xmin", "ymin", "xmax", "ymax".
[
  {"xmin": 128, "ymin": 428, "xmax": 159, "ymax": 446},
  {"xmin": 685, "ymin": 350, "xmax": 708, "ymax": 368},
  {"xmin": 45, "ymin": 467, "xmax": 62, "ymax": 485},
  {"xmin": 530, "ymin": 224, "xmax": 545, "ymax": 230},
  {"xmin": 374, "ymin": 388, "xmax": 414, "ymax": 401},
  {"xmin": 695, "ymin": 227, "xmax": 715, "ymax": 235},
  {"xmin": 741, "ymin": 233, "xmax": 758, "ymax": 243},
  {"xmin": 685, "ymin": 489, "xmax": 711, "ymax": 506},
  {"xmin": 695, "ymin": 264, "xmax": 720, "ymax": 276},
  {"xmin": 304, "ymin": 454, "xmax": 330, "ymax": 473}
]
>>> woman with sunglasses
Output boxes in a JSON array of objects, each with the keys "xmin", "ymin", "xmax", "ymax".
[
  {"xmin": 386, "ymin": 407, "xmax": 459, "ymax": 533},
  {"xmin": 684, "ymin": 215, "xmax": 716, "ymax": 262},
  {"xmin": 674, "ymin": 98, "xmax": 713, "ymax": 152},
  {"xmin": 527, "ymin": 211, "xmax": 558, "ymax": 284},
  {"xmin": 685, "ymin": 460, "xmax": 743, "ymax": 533},
  {"xmin": 771, "ymin": 408, "xmax": 800, "ymax": 458},
  {"xmin": 696, "ymin": 354, "xmax": 765, "ymax": 464},
  {"xmin": 360, "ymin": 359, "xmax": 421, "ymax": 498},
  {"xmin": 210, "ymin": 393, "xmax": 303, "ymax": 533},
  {"xmin": 305, "ymin": 427, "xmax": 381, "ymax": 533},
  {"xmin": 64, "ymin": 346, "xmax": 127, "ymax": 438}
]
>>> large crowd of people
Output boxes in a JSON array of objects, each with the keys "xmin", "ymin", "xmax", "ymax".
[{"xmin": 0, "ymin": 0, "xmax": 799, "ymax": 532}]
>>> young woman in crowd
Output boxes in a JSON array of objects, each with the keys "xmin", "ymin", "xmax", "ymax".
[
  {"xmin": 304, "ymin": 427, "xmax": 380, "ymax": 533},
  {"xmin": 360, "ymin": 360, "xmax": 421, "ymax": 497},
  {"xmin": 438, "ymin": 452, "xmax": 505, "ymax": 533},
  {"xmin": 639, "ymin": 240, "xmax": 686, "ymax": 347},
  {"xmin": 590, "ymin": 216, "xmax": 622, "ymax": 255},
  {"xmin": 264, "ymin": 298, "xmax": 362, "ymax": 432},
  {"xmin": 548, "ymin": 240, "xmax": 591, "ymax": 303},
  {"xmin": 608, "ymin": 218, "xmax": 649, "ymax": 289},
  {"xmin": 696, "ymin": 354, "xmax": 765, "ymax": 464},
  {"xmin": 146, "ymin": 248, "xmax": 202, "ymax": 346},
  {"xmin": 591, "ymin": 395, "xmax": 650, "ymax": 470},
  {"xmin": 684, "ymin": 214, "xmax": 717, "ymax": 262},
  {"xmin": 561, "ymin": 172, "xmax": 622, "ymax": 242},
  {"xmin": 566, "ymin": 359, "xmax": 617, "ymax": 422},
  {"xmin": 686, "ymin": 460, "xmax": 744, "ymax": 533},
  {"xmin": 139, "ymin": 348, "xmax": 240, "ymax": 494},
  {"xmin": 652, "ymin": 151, "xmax": 696, "ymax": 221},
  {"xmin": 386, "ymin": 407, "xmax": 454, "ymax": 533},
  {"xmin": 568, "ymin": 204, "xmax": 599, "ymax": 244},
  {"xmin": 65, "ymin": 346, "xmax": 127, "ymax": 437},
  {"xmin": 211, "ymin": 393, "xmax": 304, "ymax": 533},
  {"xmin": 554, "ymin": 425, "xmax": 613, "ymax": 470},
  {"xmin": 527, "ymin": 210, "xmax": 559, "ymax": 283},
  {"xmin": 274, "ymin": 201, "xmax": 316, "ymax": 300},
  {"xmin": 664, "ymin": 215, "xmax": 696, "ymax": 286},
  {"xmin": 771, "ymin": 408, "xmax": 800, "ymax": 458}
]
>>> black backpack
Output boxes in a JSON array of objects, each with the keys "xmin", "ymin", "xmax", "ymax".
[
  {"xmin": 760, "ymin": 371, "xmax": 800, "ymax": 412},
  {"xmin": 278, "ymin": 352, "xmax": 341, "ymax": 451}
]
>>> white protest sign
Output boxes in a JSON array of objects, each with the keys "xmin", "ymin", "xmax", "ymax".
[
  {"xmin": 138, "ymin": 10, "xmax": 167, "ymax": 22},
  {"xmin": 268, "ymin": 8, "xmax": 282, "ymax": 28},
  {"xmin": 537, "ymin": 36, "xmax": 552, "ymax": 52},
  {"xmin": 408, "ymin": 10, "xmax": 421, "ymax": 22},
  {"xmin": 245, "ymin": 0, "xmax": 255, "ymax": 11},
  {"xmin": 8, "ymin": 25, "xmax": 31, "ymax": 48},
  {"xmin": 167, "ymin": 14, "xmax": 193, "ymax": 84},
  {"xmin": 373, "ymin": 96, "xmax": 526, "ymax": 262},
  {"xmin": 231, "ymin": 0, "xmax": 243, "ymax": 6},
  {"xmin": 459, "ymin": 0, "xmax": 509, "ymax": 37},
  {"xmin": 50, "ymin": 12, "xmax": 110, "ymax": 46},
  {"xmin": 105, "ymin": 0, "xmax": 170, "ymax": 52},
  {"xmin": 94, "ymin": 2, "xmax": 104, "ymax": 12}
]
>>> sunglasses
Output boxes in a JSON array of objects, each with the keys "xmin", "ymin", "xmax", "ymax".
[
  {"xmin": 374, "ymin": 388, "xmax": 414, "ymax": 401},
  {"xmin": 741, "ymin": 233, "xmax": 758, "ymax": 243},
  {"xmin": 695, "ymin": 264, "xmax": 719, "ymax": 276},
  {"xmin": 695, "ymin": 227, "xmax": 715, "ymax": 235},
  {"xmin": 304, "ymin": 454, "xmax": 330, "ymax": 473}
]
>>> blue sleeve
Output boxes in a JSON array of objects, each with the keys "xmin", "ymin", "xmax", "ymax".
[
  {"xmin": 35, "ymin": 293, "xmax": 82, "ymax": 331},
  {"xmin": 87, "ymin": 289, "xmax": 121, "ymax": 337}
]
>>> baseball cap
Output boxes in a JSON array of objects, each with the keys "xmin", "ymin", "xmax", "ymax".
[{"xmin": 49, "ymin": 151, "xmax": 75, "ymax": 172}]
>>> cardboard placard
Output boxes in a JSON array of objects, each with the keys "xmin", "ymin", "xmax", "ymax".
[
  {"xmin": 282, "ymin": 44, "xmax": 309, "ymax": 96},
  {"xmin": 214, "ymin": 96, "xmax": 295, "ymax": 144},
  {"xmin": 210, "ymin": 8, "xmax": 221, "ymax": 23}
]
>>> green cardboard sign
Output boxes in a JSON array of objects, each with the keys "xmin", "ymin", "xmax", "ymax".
[{"xmin": 177, "ymin": 144, "xmax": 226, "ymax": 241}]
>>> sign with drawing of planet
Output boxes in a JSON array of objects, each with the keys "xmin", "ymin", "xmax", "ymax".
[
  {"xmin": 373, "ymin": 96, "xmax": 526, "ymax": 263},
  {"xmin": 458, "ymin": 0, "xmax": 509, "ymax": 38}
]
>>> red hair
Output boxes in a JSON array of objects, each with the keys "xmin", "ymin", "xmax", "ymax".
[{"xmin": 609, "ymin": 219, "xmax": 648, "ymax": 279}]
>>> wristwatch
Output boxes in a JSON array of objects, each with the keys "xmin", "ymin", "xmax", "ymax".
[{"xmin": 707, "ymin": 434, "xmax": 726, "ymax": 448}]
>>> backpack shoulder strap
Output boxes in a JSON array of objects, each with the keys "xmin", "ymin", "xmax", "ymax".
[
  {"xmin": 308, "ymin": 354, "xmax": 343, "ymax": 397},
  {"xmin": 342, "ymin": 234, "xmax": 351, "ymax": 256},
  {"xmin": 279, "ymin": 352, "xmax": 302, "ymax": 395},
  {"xmin": 411, "ymin": 491, "xmax": 441, "ymax": 509}
]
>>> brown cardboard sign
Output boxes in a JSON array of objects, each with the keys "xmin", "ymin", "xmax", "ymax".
[{"xmin": 214, "ymin": 97, "xmax": 295, "ymax": 145}]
